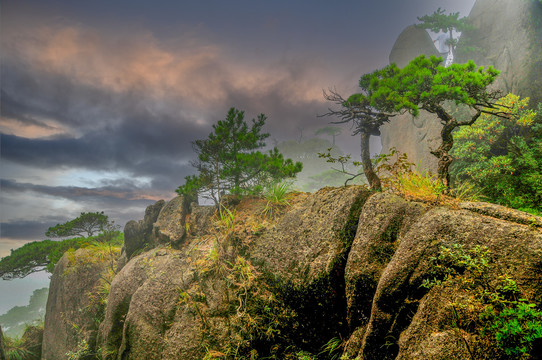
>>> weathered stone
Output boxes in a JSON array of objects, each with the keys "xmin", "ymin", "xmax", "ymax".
[
  {"xmin": 380, "ymin": 110, "xmax": 441, "ymax": 172},
  {"xmin": 345, "ymin": 192, "xmax": 428, "ymax": 329},
  {"xmin": 42, "ymin": 248, "xmax": 116, "ymax": 360},
  {"xmin": 354, "ymin": 206, "xmax": 542, "ymax": 360},
  {"xmin": 251, "ymin": 186, "xmax": 371, "ymax": 350},
  {"xmin": 116, "ymin": 250, "xmax": 191, "ymax": 360},
  {"xmin": 459, "ymin": 200, "xmax": 542, "ymax": 228},
  {"xmin": 187, "ymin": 203, "xmax": 216, "ymax": 236},
  {"xmin": 97, "ymin": 250, "xmax": 155, "ymax": 359},
  {"xmin": 456, "ymin": 0, "xmax": 542, "ymax": 105},
  {"xmin": 116, "ymin": 247, "xmax": 128, "ymax": 272},
  {"xmin": 152, "ymin": 196, "xmax": 189, "ymax": 247},
  {"xmin": 389, "ymin": 24, "xmax": 440, "ymax": 67},
  {"xmin": 395, "ymin": 287, "xmax": 474, "ymax": 360},
  {"xmin": 124, "ymin": 200, "xmax": 165, "ymax": 258}
]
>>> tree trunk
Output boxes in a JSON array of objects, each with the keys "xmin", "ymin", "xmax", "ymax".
[
  {"xmin": 430, "ymin": 121, "xmax": 455, "ymax": 188},
  {"xmin": 360, "ymin": 131, "xmax": 381, "ymax": 190}
]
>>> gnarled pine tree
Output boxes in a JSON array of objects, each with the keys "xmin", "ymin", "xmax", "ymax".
[{"xmin": 355, "ymin": 55, "xmax": 508, "ymax": 188}]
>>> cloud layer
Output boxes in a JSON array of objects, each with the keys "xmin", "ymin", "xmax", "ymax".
[
  {"xmin": 0, "ymin": 17, "xmax": 343, "ymax": 252},
  {"xmin": 0, "ymin": 0, "xmax": 476, "ymax": 256}
]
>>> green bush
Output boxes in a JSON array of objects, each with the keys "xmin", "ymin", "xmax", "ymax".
[
  {"xmin": 423, "ymin": 244, "xmax": 542, "ymax": 359},
  {"xmin": 451, "ymin": 95, "xmax": 542, "ymax": 215}
]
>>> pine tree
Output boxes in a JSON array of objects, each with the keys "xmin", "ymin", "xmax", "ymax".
[{"xmin": 177, "ymin": 108, "xmax": 302, "ymax": 205}]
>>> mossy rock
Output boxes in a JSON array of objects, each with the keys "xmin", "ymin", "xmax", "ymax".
[{"xmin": 251, "ymin": 186, "xmax": 371, "ymax": 351}]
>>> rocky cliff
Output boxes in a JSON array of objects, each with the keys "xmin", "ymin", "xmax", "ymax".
[
  {"xmin": 380, "ymin": 0, "xmax": 542, "ymax": 172},
  {"xmin": 42, "ymin": 247, "xmax": 119, "ymax": 360},
  {"xmin": 41, "ymin": 188, "xmax": 542, "ymax": 359}
]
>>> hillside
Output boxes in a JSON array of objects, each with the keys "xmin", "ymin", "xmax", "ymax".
[{"xmin": 38, "ymin": 188, "xmax": 542, "ymax": 359}]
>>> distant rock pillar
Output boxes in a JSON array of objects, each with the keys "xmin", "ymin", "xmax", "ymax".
[{"xmin": 381, "ymin": 25, "xmax": 442, "ymax": 172}]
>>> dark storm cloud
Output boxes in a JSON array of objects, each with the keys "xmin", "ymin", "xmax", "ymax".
[
  {"xmin": 1, "ymin": 58, "xmax": 207, "ymax": 188},
  {"xmin": 0, "ymin": 26, "xmax": 341, "ymax": 193},
  {"xmin": 0, "ymin": 0, "xmax": 476, "ymax": 247},
  {"xmin": 1, "ymin": 178, "xmax": 152, "ymax": 202},
  {"xmin": 1, "ymin": 220, "xmax": 59, "ymax": 240}
]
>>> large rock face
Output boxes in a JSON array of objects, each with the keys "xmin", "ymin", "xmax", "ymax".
[
  {"xmin": 42, "ymin": 248, "xmax": 118, "ymax": 360},
  {"xmin": 389, "ymin": 25, "xmax": 440, "ymax": 67},
  {"xmin": 381, "ymin": 24, "xmax": 442, "ymax": 169},
  {"xmin": 353, "ymin": 200, "xmax": 542, "ymax": 359},
  {"xmin": 456, "ymin": 0, "xmax": 542, "ymax": 105},
  {"xmin": 42, "ymin": 190, "xmax": 542, "ymax": 359},
  {"xmin": 251, "ymin": 186, "xmax": 371, "ymax": 349},
  {"xmin": 381, "ymin": 0, "xmax": 542, "ymax": 172},
  {"xmin": 124, "ymin": 200, "xmax": 165, "ymax": 258},
  {"xmin": 97, "ymin": 248, "xmax": 195, "ymax": 360}
]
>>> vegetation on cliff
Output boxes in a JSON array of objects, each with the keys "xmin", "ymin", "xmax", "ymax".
[
  {"xmin": 0, "ymin": 214, "xmax": 122, "ymax": 280},
  {"xmin": 176, "ymin": 107, "xmax": 302, "ymax": 205},
  {"xmin": 451, "ymin": 94, "xmax": 542, "ymax": 215}
]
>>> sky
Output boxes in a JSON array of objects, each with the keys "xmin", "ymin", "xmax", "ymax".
[{"xmin": 0, "ymin": 0, "xmax": 476, "ymax": 312}]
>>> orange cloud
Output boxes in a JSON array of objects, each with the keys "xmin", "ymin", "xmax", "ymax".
[
  {"xmin": 0, "ymin": 115, "xmax": 70, "ymax": 139},
  {"xmin": 4, "ymin": 24, "xmax": 330, "ymax": 115}
]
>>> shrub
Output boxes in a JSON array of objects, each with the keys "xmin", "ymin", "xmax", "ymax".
[{"xmin": 423, "ymin": 244, "xmax": 542, "ymax": 359}]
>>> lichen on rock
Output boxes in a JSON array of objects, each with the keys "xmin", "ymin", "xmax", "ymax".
[{"xmin": 42, "ymin": 247, "xmax": 118, "ymax": 360}]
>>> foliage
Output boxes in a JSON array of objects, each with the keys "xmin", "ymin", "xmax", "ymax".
[
  {"xmin": 3, "ymin": 335, "xmax": 35, "ymax": 360},
  {"xmin": 0, "ymin": 238, "xmax": 85, "ymax": 280},
  {"xmin": 66, "ymin": 339, "xmax": 91, "ymax": 360},
  {"xmin": 353, "ymin": 54, "xmax": 503, "ymax": 187},
  {"xmin": 318, "ymin": 337, "xmax": 345, "ymax": 360},
  {"xmin": 259, "ymin": 182, "xmax": 293, "ymax": 219},
  {"xmin": 0, "ymin": 230, "xmax": 123, "ymax": 280},
  {"xmin": 0, "ymin": 288, "xmax": 48, "ymax": 339},
  {"xmin": 317, "ymin": 149, "xmax": 366, "ymax": 187},
  {"xmin": 2, "ymin": 323, "xmax": 43, "ymax": 360},
  {"xmin": 371, "ymin": 147, "xmax": 478, "ymax": 204},
  {"xmin": 177, "ymin": 108, "xmax": 302, "ymax": 205},
  {"xmin": 416, "ymin": 8, "xmax": 472, "ymax": 49},
  {"xmin": 46, "ymin": 212, "xmax": 109, "ymax": 238},
  {"xmin": 451, "ymin": 95, "xmax": 542, "ymax": 215},
  {"xmin": 422, "ymin": 244, "xmax": 542, "ymax": 359}
]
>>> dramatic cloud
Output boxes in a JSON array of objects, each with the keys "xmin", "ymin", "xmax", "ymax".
[{"xmin": 1, "ymin": 0, "xmax": 476, "ymax": 253}]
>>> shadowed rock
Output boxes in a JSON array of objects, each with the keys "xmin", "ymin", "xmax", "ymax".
[
  {"xmin": 42, "ymin": 248, "xmax": 117, "ymax": 360},
  {"xmin": 251, "ymin": 186, "xmax": 371, "ymax": 350},
  {"xmin": 345, "ymin": 192, "xmax": 428, "ymax": 330},
  {"xmin": 124, "ymin": 200, "xmax": 165, "ymax": 258},
  {"xmin": 354, "ymin": 206, "xmax": 542, "ymax": 359}
]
